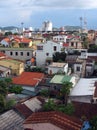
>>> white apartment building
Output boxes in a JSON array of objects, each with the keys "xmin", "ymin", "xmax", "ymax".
[
  {"xmin": 36, "ymin": 41, "xmax": 62, "ymax": 67},
  {"xmin": 41, "ymin": 21, "xmax": 52, "ymax": 32}
]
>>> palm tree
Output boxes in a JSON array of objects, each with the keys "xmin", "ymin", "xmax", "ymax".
[{"xmin": 60, "ymin": 81, "xmax": 73, "ymax": 105}]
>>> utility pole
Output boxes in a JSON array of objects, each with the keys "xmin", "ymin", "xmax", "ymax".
[{"xmin": 80, "ymin": 17, "xmax": 83, "ymax": 33}]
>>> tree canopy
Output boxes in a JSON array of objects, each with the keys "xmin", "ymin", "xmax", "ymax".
[
  {"xmin": 60, "ymin": 81, "xmax": 73, "ymax": 105},
  {"xmin": 53, "ymin": 52, "xmax": 66, "ymax": 62}
]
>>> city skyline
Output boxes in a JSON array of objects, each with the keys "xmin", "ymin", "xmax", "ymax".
[{"xmin": 0, "ymin": 0, "xmax": 97, "ymax": 29}]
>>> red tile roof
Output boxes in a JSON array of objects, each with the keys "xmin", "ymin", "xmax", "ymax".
[
  {"xmin": 20, "ymin": 38, "xmax": 31, "ymax": 43},
  {"xmin": 3, "ymin": 37, "xmax": 10, "ymax": 43},
  {"xmin": 12, "ymin": 72, "xmax": 44, "ymax": 87},
  {"xmin": 24, "ymin": 111, "xmax": 82, "ymax": 130},
  {"xmin": 63, "ymin": 43, "xmax": 69, "ymax": 47},
  {"xmin": 0, "ymin": 52, "xmax": 6, "ymax": 57},
  {"xmin": 3, "ymin": 36, "xmax": 32, "ymax": 44}
]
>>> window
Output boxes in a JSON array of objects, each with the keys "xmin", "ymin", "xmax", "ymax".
[
  {"xmin": 10, "ymin": 52, "xmax": 13, "ymax": 55},
  {"xmin": 46, "ymin": 53, "xmax": 49, "ymax": 56},
  {"xmin": 53, "ymin": 46, "xmax": 57, "ymax": 51},
  {"xmin": 15, "ymin": 52, "xmax": 18, "ymax": 56},
  {"xmin": 71, "ymin": 42, "xmax": 74, "ymax": 46},
  {"xmin": 76, "ymin": 66, "xmax": 80, "ymax": 71},
  {"xmin": 20, "ymin": 52, "xmax": 23, "ymax": 56},
  {"xmin": 27, "ymin": 52, "xmax": 30, "ymax": 56},
  {"xmin": 37, "ymin": 46, "xmax": 43, "ymax": 50}
]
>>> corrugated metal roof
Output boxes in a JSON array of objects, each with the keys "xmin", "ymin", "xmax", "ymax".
[
  {"xmin": 0, "ymin": 109, "xmax": 24, "ymax": 130},
  {"xmin": 70, "ymin": 78, "xmax": 97, "ymax": 96}
]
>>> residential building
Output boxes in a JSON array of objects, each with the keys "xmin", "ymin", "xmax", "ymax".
[
  {"xmin": 0, "ymin": 65, "xmax": 11, "ymax": 77},
  {"xmin": 36, "ymin": 41, "xmax": 62, "ymax": 67},
  {"xmin": 0, "ymin": 58, "xmax": 24, "ymax": 75},
  {"xmin": 0, "ymin": 48, "xmax": 34, "ymax": 62},
  {"xmin": 0, "ymin": 37, "xmax": 10, "ymax": 47},
  {"xmin": 14, "ymin": 96, "xmax": 43, "ymax": 115},
  {"xmin": 1, "ymin": 36, "xmax": 33, "ymax": 48},
  {"xmin": 53, "ymin": 35, "xmax": 67, "ymax": 43},
  {"xmin": 70, "ymin": 78, "xmax": 97, "ymax": 103},
  {"xmin": 47, "ymin": 62, "xmax": 68, "ymax": 75},
  {"xmin": 65, "ymin": 55, "xmax": 78, "ymax": 67},
  {"xmin": 23, "ymin": 111, "xmax": 82, "ymax": 130},
  {"xmin": 0, "ymin": 109, "xmax": 24, "ymax": 130},
  {"xmin": 12, "ymin": 72, "xmax": 45, "ymax": 96},
  {"xmin": 87, "ymin": 30, "xmax": 95, "ymax": 43},
  {"xmin": 66, "ymin": 35, "xmax": 82, "ymax": 49},
  {"xmin": 85, "ymin": 59, "xmax": 95, "ymax": 77},
  {"xmin": 73, "ymin": 62, "xmax": 83, "ymax": 77},
  {"xmin": 49, "ymin": 74, "xmax": 76, "ymax": 94}
]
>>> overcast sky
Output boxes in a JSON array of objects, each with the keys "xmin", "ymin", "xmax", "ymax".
[{"xmin": 0, "ymin": 0, "xmax": 97, "ymax": 29}]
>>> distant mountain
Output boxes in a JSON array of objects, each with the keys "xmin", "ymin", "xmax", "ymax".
[
  {"xmin": 64, "ymin": 26, "xmax": 81, "ymax": 31},
  {"xmin": 0, "ymin": 26, "xmax": 19, "ymax": 31}
]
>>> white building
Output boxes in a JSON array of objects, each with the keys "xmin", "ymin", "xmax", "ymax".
[
  {"xmin": 36, "ymin": 41, "xmax": 62, "ymax": 67},
  {"xmin": 47, "ymin": 62, "xmax": 68, "ymax": 75},
  {"xmin": 41, "ymin": 21, "xmax": 52, "ymax": 32},
  {"xmin": 74, "ymin": 62, "xmax": 83, "ymax": 77},
  {"xmin": 53, "ymin": 35, "xmax": 67, "ymax": 43},
  {"xmin": 70, "ymin": 78, "xmax": 97, "ymax": 103}
]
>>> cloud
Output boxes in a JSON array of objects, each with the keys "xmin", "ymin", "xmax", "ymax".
[
  {"xmin": 0, "ymin": 0, "xmax": 97, "ymax": 9},
  {"xmin": 15, "ymin": 0, "xmax": 97, "ymax": 9},
  {"xmin": 0, "ymin": 0, "xmax": 97, "ymax": 27}
]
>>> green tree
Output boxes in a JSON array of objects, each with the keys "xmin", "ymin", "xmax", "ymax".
[
  {"xmin": 5, "ymin": 78, "xmax": 12, "ymax": 86},
  {"xmin": 89, "ymin": 116, "xmax": 97, "ymax": 130},
  {"xmin": 40, "ymin": 89, "xmax": 50, "ymax": 97},
  {"xmin": 6, "ymin": 99, "xmax": 16, "ymax": 110},
  {"xmin": 60, "ymin": 81, "xmax": 73, "ymax": 105},
  {"xmin": 0, "ymin": 80, "xmax": 7, "ymax": 96},
  {"xmin": 53, "ymin": 52, "xmax": 66, "ymax": 62},
  {"xmin": 0, "ymin": 94, "xmax": 6, "ymax": 113},
  {"xmin": 5, "ymin": 31, "xmax": 12, "ymax": 36},
  {"xmin": 88, "ymin": 45, "xmax": 97, "ymax": 53},
  {"xmin": 43, "ymin": 99, "xmax": 56, "ymax": 111},
  {"xmin": 57, "ymin": 103, "xmax": 75, "ymax": 115},
  {"xmin": 9, "ymin": 85, "xmax": 23, "ymax": 94}
]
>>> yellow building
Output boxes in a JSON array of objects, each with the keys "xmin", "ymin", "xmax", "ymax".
[{"xmin": 0, "ymin": 58, "xmax": 24, "ymax": 75}]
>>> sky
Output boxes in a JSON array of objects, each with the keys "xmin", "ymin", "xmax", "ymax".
[{"xmin": 0, "ymin": 0, "xmax": 97, "ymax": 29}]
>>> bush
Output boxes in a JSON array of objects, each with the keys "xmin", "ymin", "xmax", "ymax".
[
  {"xmin": 6, "ymin": 99, "xmax": 16, "ymax": 110},
  {"xmin": 9, "ymin": 85, "xmax": 23, "ymax": 94}
]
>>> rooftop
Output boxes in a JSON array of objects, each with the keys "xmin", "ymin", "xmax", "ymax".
[
  {"xmin": 0, "ymin": 52, "xmax": 6, "ymax": 57},
  {"xmin": 49, "ymin": 62, "xmax": 67, "ymax": 68},
  {"xmin": 0, "ymin": 109, "xmax": 24, "ymax": 130},
  {"xmin": 12, "ymin": 72, "xmax": 44, "ymax": 86},
  {"xmin": 70, "ymin": 78, "xmax": 97, "ymax": 96},
  {"xmin": 0, "ymin": 58, "xmax": 23, "ymax": 64},
  {"xmin": 50, "ymin": 75, "xmax": 72, "ymax": 84},
  {"xmin": 24, "ymin": 111, "xmax": 82, "ymax": 130},
  {"xmin": 14, "ymin": 104, "xmax": 32, "ymax": 118}
]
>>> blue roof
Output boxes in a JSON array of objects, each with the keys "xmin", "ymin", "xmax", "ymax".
[{"xmin": 81, "ymin": 121, "xmax": 91, "ymax": 130}]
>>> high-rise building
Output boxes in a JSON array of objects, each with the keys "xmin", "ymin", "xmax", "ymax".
[{"xmin": 41, "ymin": 21, "xmax": 52, "ymax": 32}]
